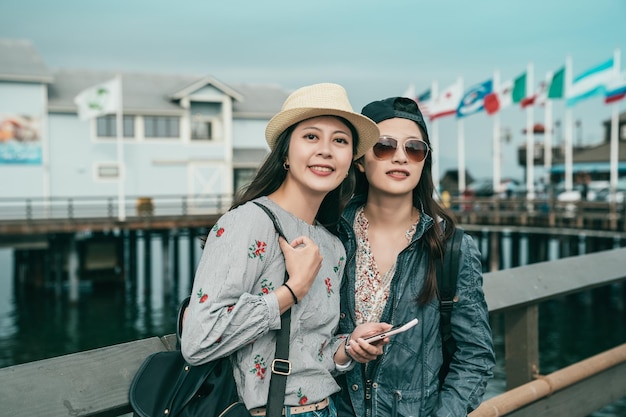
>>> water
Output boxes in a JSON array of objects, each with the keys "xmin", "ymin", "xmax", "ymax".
[{"xmin": 0, "ymin": 235, "xmax": 625, "ymax": 416}]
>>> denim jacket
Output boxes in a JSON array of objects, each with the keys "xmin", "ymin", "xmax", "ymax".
[{"xmin": 334, "ymin": 196, "xmax": 495, "ymax": 417}]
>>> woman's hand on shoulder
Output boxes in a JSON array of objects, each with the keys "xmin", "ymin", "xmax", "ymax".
[{"xmin": 279, "ymin": 236, "xmax": 322, "ymax": 299}]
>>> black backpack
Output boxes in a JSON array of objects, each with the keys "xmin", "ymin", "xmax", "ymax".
[{"xmin": 436, "ymin": 227, "xmax": 465, "ymax": 387}]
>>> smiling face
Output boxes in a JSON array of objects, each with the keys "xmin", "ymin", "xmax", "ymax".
[
  {"xmin": 358, "ymin": 117, "xmax": 426, "ymax": 197},
  {"xmin": 283, "ymin": 115, "xmax": 355, "ymax": 197}
]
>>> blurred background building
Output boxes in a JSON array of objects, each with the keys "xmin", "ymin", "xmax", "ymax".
[{"xmin": 0, "ymin": 38, "xmax": 289, "ymax": 202}]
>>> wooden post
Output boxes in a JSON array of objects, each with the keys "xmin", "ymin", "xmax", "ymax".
[
  {"xmin": 188, "ymin": 227, "xmax": 196, "ymax": 287},
  {"xmin": 490, "ymin": 230, "xmax": 500, "ymax": 272},
  {"xmin": 128, "ymin": 229, "xmax": 137, "ymax": 295},
  {"xmin": 53, "ymin": 235, "xmax": 63, "ymax": 298},
  {"xmin": 511, "ymin": 231, "xmax": 520, "ymax": 267},
  {"xmin": 68, "ymin": 236, "xmax": 79, "ymax": 304},
  {"xmin": 504, "ymin": 305, "xmax": 539, "ymax": 389},
  {"xmin": 481, "ymin": 229, "xmax": 490, "ymax": 271},
  {"xmin": 578, "ymin": 234, "xmax": 587, "ymax": 256},
  {"xmin": 13, "ymin": 250, "xmax": 27, "ymax": 296},
  {"xmin": 143, "ymin": 230, "xmax": 152, "ymax": 294},
  {"xmin": 172, "ymin": 229, "xmax": 180, "ymax": 298},
  {"xmin": 162, "ymin": 231, "xmax": 171, "ymax": 299}
]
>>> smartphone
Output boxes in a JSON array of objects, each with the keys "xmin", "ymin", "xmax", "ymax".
[{"xmin": 363, "ymin": 318, "xmax": 419, "ymax": 343}]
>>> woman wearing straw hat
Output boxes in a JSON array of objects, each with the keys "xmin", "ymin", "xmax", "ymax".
[
  {"xmin": 182, "ymin": 83, "xmax": 393, "ymax": 417},
  {"xmin": 334, "ymin": 97, "xmax": 495, "ymax": 417}
]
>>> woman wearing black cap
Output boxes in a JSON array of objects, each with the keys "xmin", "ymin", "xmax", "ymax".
[{"xmin": 334, "ymin": 97, "xmax": 495, "ymax": 417}]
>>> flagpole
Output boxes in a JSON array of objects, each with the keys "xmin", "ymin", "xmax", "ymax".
[
  {"xmin": 564, "ymin": 56, "xmax": 574, "ymax": 192},
  {"xmin": 41, "ymin": 81, "xmax": 50, "ymax": 217},
  {"xmin": 525, "ymin": 62, "xmax": 535, "ymax": 199},
  {"xmin": 544, "ymin": 71, "xmax": 553, "ymax": 186},
  {"xmin": 116, "ymin": 74, "xmax": 126, "ymax": 221},
  {"xmin": 431, "ymin": 80, "xmax": 440, "ymax": 192},
  {"xmin": 493, "ymin": 69, "xmax": 501, "ymax": 195},
  {"xmin": 610, "ymin": 48, "xmax": 621, "ymax": 200},
  {"xmin": 457, "ymin": 77, "xmax": 466, "ymax": 194}
]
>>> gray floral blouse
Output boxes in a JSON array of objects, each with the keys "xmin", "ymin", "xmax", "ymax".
[{"xmin": 181, "ymin": 196, "xmax": 347, "ymax": 410}]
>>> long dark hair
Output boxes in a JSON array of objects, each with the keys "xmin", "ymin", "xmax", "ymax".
[
  {"xmin": 354, "ymin": 99, "xmax": 457, "ymax": 305},
  {"xmin": 232, "ymin": 116, "xmax": 359, "ymax": 233}
]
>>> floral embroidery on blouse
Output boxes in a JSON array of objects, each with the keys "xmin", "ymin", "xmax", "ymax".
[
  {"xmin": 248, "ymin": 240, "xmax": 267, "ymax": 260},
  {"xmin": 354, "ymin": 206, "xmax": 417, "ymax": 324},
  {"xmin": 250, "ymin": 354, "xmax": 267, "ymax": 380},
  {"xmin": 318, "ymin": 340, "xmax": 327, "ymax": 361},
  {"xmin": 297, "ymin": 388, "xmax": 308, "ymax": 405},
  {"xmin": 212, "ymin": 223, "xmax": 225, "ymax": 237},
  {"xmin": 324, "ymin": 277, "xmax": 334, "ymax": 297},
  {"xmin": 258, "ymin": 278, "xmax": 274, "ymax": 296},
  {"xmin": 197, "ymin": 288, "xmax": 208, "ymax": 303},
  {"xmin": 333, "ymin": 256, "xmax": 345, "ymax": 275}
]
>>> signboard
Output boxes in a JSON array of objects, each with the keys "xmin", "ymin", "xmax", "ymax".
[{"xmin": 0, "ymin": 114, "xmax": 41, "ymax": 164}]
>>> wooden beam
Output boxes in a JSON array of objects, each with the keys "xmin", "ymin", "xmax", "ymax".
[{"xmin": 0, "ymin": 337, "xmax": 168, "ymax": 417}]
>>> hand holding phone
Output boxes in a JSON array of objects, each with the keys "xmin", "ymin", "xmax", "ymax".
[{"xmin": 363, "ymin": 318, "xmax": 418, "ymax": 343}]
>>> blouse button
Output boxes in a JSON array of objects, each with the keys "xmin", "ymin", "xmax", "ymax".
[
  {"xmin": 372, "ymin": 382, "xmax": 378, "ymax": 388},
  {"xmin": 340, "ymin": 313, "xmax": 346, "ymax": 319},
  {"xmin": 351, "ymin": 384, "xmax": 359, "ymax": 391}
]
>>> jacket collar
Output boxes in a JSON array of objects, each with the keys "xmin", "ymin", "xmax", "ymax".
[{"xmin": 341, "ymin": 194, "xmax": 434, "ymax": 243}]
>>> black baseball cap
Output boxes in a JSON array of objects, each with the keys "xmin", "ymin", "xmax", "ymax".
[{"xmin": 361, "ymin": 97, "xmax": 429, "ymax": 139}]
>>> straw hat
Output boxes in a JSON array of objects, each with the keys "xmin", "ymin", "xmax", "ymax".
[{"xmin": 265, "ymin": 83, "xmax": 380, "ymax": 160}]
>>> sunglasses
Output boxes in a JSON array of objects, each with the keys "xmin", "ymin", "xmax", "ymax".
[{"xmin": 372, "ymin": 136, "xmax": 430, "ymax": 163}]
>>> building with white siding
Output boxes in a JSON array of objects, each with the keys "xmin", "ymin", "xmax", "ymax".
[{"xmin": 0, "ymin": 38, "xmax": 289, "ymax": 205}]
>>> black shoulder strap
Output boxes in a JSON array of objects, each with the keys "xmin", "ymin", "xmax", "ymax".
[
  {"xmin": 439, "ymin": 227, "xmax": 464, "ymax": 310},
  {"xmin": 254, "ymin": 201, "xmax": 288, "ymax": 241},
  {"xmin": 437, "ymin": 226, "xmax": 464, "ymax": 386},
  {"xmin": 253, "ymin": 201, "xmax": 291, "ymax": 417}
]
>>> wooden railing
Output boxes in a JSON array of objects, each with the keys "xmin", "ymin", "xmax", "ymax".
[
  {"xmin": 1, "ymin": 248, "xmax": 625, "ymax": 417},
  {"xmin": 1, "ymin": 194, "xmax": 623, "ymax": 235},
  {"xmin": 449, "ymin": 195, "xmax": 626, "ymax": 231},
  {"xmin": 0, "ymin": 194, "xmax": 233, "ymax": 221},
  {"xmin": 0, "ymin": 194, "xmax": 233, "ymax": 235}
]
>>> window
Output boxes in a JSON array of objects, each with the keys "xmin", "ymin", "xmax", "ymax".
[
  {"xmin": 144, "ymin": 116, "xmax": 180, "ymax": 138},
  {"xmin": 191, "ymin": 119, "xmax": 213, "ymax": 140},
  {"xmin": 96, "ymin": 115, "xmax": 135, "ymax": 137},
  {"xmin": 234, "ymin": 168, "xmax": 256, "ymax": 195},
  {"xmin": 621, "ymin": 124, "xmax": 626, "ymax": 140},
  {"xmin": 95, "ymin": 163, "xmax": 120, "ymax": 180}
]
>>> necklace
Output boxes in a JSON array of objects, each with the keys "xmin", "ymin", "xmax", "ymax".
[{"xmin": 361, "ymin": 206, "xmax": 419, "ymax": 243}]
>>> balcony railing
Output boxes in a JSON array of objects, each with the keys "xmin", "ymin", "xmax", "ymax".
[
  {"xmin": 0, "ymin": 194, "xmax": 233, "ymax": 222},
  {"xmin": 0, "ymin": 194, "xmax": 624, "ymax": 234}
]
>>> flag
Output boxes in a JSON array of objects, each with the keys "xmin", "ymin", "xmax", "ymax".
[
  {"xmin": 605, "ymin": 71, "xmax": 626, "ymax": 104},
  {"xmin": 512, "ymin": 72, "xmax": 527, "ymax": 104},
  {"xmin": 74, "ymin": 78, "xmax": 121, "ymax": 121},
  {"xmin": 429, "ymin": 82, "xmax": 462, "ymax": 120},
  {"xmin": 566, "ymin": 57, "xmax": 615, "ymax": 107},
  {"xmin": 521, "ymin": 81, "xmax": 548, "ymax": 108},
  {"xmin": 457, "ymin": 79, "xmax": 492, "ymax": 118},
  {"xmin": 416, "ymin": 88, "xmax": 432, "ymax": 116},
  {"xmin": 417, "ymin": 89, "xmax": 431, "ymax": 102},
  {"xmin": 547, "ymin": 67, "xmax": 565, "ymax": 99},
  {"xmin": 484, "ymin": 80, "xmax": 513, "ymax": 115}
]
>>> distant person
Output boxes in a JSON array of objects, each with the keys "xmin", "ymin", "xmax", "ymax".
[
  {"xmin": 441, "ymin": 189, "xmax": 451, "ymax": 208},
  {"xmin": 580, "ymin": 172, "xmax": 590, "ymax": 201},
  {"xmin": 181, "ymin": 83, "xmax": 391, "ymax": 416},
  {"xmin": 505, "ymin": 180, "xmax": 515, "ymax": 199},
  {"xmin": 334, "ymin": 97, "xmax": 495, "ymax": 417}
]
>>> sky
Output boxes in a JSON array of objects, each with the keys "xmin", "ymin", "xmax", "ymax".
[{"xmin": 2, "ymin": 0, "xmax": 625, "ymax": 182}]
